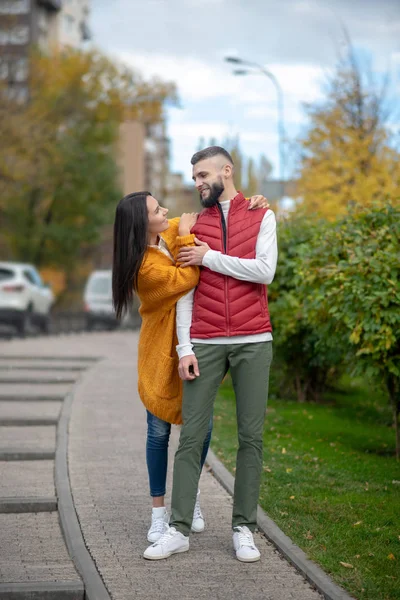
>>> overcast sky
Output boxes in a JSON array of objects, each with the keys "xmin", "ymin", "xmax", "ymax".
[{"xmin": 91, "ymin": 0, "xmax": 400, "ymax": 184}]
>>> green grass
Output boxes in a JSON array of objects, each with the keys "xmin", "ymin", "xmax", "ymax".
[{"xmin": 211, "ymin": 377, "xmax": 400, "ymax": 600}]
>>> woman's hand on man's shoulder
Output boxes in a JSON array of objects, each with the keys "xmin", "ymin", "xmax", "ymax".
[{"xmin": 179, "ymin": 212, "xmax": 198, "ymax": 236}]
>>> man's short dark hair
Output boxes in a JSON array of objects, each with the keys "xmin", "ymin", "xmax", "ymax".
[{"xmin": 191, "ymin": 146, "xmax": 234, "ymax": 166}]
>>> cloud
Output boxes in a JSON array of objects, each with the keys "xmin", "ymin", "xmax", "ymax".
[
  {"xmin": 91, "ymin": 0, "xmax": 400, "ymax": 179},
  {"xmin": 93, "ymin": 0, "xmax": 400, "ymax": 69},
  {"xmin": 117, "ymin": 50, "xmax": 325, "ymax": 111},
  {"xmin": 169, "ymin": 120, "xmax": 229, "ymax": 142},
  {"xmin": 117, "ymin": 52, "xmax": 239, "ymax": 102}
]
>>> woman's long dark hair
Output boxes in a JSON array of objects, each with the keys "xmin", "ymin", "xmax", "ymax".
[{"xmin": 112, "ymin": 191, "xmax": 151, "ymax": 319}]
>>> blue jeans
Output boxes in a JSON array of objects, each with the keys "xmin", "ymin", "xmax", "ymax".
[{"xmin": 146, "ymin": 410, "xmax": 213, "ymax": 497}]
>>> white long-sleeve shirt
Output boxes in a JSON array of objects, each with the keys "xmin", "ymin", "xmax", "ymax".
[{"xmin": 176, "ymin": 200, "xmax": 278, "ymax": 359}]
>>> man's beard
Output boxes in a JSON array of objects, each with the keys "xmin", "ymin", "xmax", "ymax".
[{"xmin": 199, "ymin": 179, "xmax": 225, "ymax": 208}]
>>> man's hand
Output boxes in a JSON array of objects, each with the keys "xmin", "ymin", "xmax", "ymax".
[
  {"xmin": 177, "ymin": 238, "xmax": 211, "ymax": 266},
  {"xmin": 248, "ymin": 194, "xmax": 270, "ymax": 210},
  {"xmin": 178, "ymin": 354, "xmax": 200, "ymax": 380}
]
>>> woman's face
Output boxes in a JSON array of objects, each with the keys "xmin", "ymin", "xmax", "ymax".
[{"xmin": 146, "ymin": 195, "xmax": 169, "ymax": 235}]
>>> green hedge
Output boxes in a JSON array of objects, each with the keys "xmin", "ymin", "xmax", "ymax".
[{"xmin": 269, "ymin": 203, "xmax": 400, "ymax": 456}]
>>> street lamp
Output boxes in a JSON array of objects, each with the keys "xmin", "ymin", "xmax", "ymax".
[{"xmin": 225, "ymin": 56, "xmax": 286, "ymax": 201}]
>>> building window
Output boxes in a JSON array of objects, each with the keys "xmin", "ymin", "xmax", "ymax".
[
  {"xmin": 63, "ymin": 14, "xmax": 75, "ymax": 32},
  {"xmin": 37, "ymin": 11, "xmax": 48, "ymax": 31},
  {"xmin": 11, "ymin": 25, "xmax": 29, "ymax": 44},
  {"xmin": 11, "ymin": 58, "xmax": 28, "ymax": 82},
  {"xmin": 0, "ymin": 60, "xmax": 8, "ymax": 80},
  {"xmin": 0, "ymin": 57, "xmax": 28, "ymax": 82},
  {"xmin": 0, "ymin": 0, "xmax": 30, "ymax": 15},
  {"xmin": 5, "ymin": 85, "xmax": 28, "ymax": 103},
  {"xmin": 0, "ymin": 25, "xmax": 30, "ymax": 45}
]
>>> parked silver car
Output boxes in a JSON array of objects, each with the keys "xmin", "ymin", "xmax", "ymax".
[
  {"xmin": 0, "ymin": 262, "xmax": 54, "ymax": 336},
  {"xmin": 83, "ymin": 270, "xmax": 118, "ymax": 330}
]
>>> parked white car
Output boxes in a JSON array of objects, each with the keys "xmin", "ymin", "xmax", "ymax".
[
  {"xmin": 83, "ymin": 270, "xmax": 118, "ymax": 330},
  {"xmin": 0, "ymin": 262, "xmax": 54, "ymax": 336}
]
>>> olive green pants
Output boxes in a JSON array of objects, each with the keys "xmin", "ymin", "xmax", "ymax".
[{"xmin": 170, "ymin": 341, "xmax": 272, "ymax": 535}]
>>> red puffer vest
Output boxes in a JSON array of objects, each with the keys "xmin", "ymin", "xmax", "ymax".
[{"xmin": 190, "ymin": 192, "xmax": 272, "ymax": 338}]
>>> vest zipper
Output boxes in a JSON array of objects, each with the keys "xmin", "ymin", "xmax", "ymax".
[
  {"xmin": 217, "ymin": 203, "xmax": 227, "ymax": 252},
  {"xmin": 217, "ymin": 203, "xmax": 230, "ymax": 335}
]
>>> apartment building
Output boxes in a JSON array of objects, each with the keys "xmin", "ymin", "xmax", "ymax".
[
  {"xmin": 57, "ymin": 0, "xmax": 90, "ymax": 48},
  {"xmin": 0, "ymin": 0, "xmax": 90, "ymax": 101},
  {"xmin": 0, "ymin": 0, "xmax": 59, "ymax": 101}
]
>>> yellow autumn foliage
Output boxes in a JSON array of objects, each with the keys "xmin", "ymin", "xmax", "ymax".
[{"xmin": 296, "ymin": 64, "xmax": 400, "ymax": 220}]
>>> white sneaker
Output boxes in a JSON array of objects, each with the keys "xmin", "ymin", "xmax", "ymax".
[
  {"xmin": 147, "ymin": 507, "xmax": 169, "ymax": 543},
  {"xmin": 191, "ymin": 489, "xmax": 205, "ymax": 533},
  {"xmin": 233, "ymin": 526, "xmax": 261, "ymax": 562},
  {"xmin": 143, "ymin": 526, "xmax": 189, "ymax": 560}
]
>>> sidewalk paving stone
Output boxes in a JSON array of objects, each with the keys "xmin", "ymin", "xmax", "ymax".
[
  {"xmin": 0, "ymin": 513, "xmax": 81, "ymax": 583},
  {"xmin": 0, "ymin": 332, "xmax": 325, "ymax": 600}
]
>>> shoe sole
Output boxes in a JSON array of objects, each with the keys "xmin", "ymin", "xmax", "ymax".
[
  {"xmin": 191, "ymin": 524, "xmax": 205, "ymax": 533},
  {"xmin": 143, "ymin": 545, "xmax": 189, "ymax": 561},
  {"xmin": 236, "ymin": 553, "xmax": 261, "ymax": 563}
]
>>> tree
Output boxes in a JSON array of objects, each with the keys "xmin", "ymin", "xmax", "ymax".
[
  {"xmin": 268, "ymin": 215, "xmax": 343, "ymax": 402},
  {"xmin": 224, "ymin": 135, "xmax": 243, "ymax": 191},
  {"xmin": 0, "ymin": 48, "xmax": 177, "ymax": 273},
  {"xmin": 245, "ymin": 158, "xmax": 258, "ymax": 197},
  {"xmin": 299, "ymin": 204, "xmax": 400, "ymax": 457},
  {"xmin": 257, "ymin": 154, "xmax": 273, "ymax": 190},
  {"xmin": 296, "ymin": 55, "xmax": 400, "ymax": 219}
]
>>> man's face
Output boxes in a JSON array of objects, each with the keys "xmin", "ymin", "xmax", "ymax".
[{"xmin": 192, "ymin": 158, "xmax": 227, "ymax": 207}]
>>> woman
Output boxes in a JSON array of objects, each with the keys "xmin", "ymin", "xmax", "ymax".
[{"xmin": 112, "ymin": 190, "xmax": 268, "ymax": 543}]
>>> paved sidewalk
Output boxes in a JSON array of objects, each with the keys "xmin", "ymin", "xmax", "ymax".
[{"xmin": 1, "ymin": 332, "xmax": 323, "ymax": 600}]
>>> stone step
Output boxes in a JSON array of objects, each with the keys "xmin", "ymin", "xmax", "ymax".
[
  {"xmin": 0, "ymin": 394, "xmax": 64, "ymax": 402},
  {"xmin": 0, "ymin": 364, "xmax": 86, "ymax": 372},
  {"xmin": 0, "ymin": 401, "xmax": 62, "ymax": 426},
  {"xmin": 0, "ymin": 384, "xmax": 70, "ymax": 398},
  {"xmin": 0, "ymin": 513, "xmax": 83, "ymax": 599},
  {"xmin": 0, "ymin": 373, "xmax": 77, "ymax": 385},
  {"xmin": 0, "ymin": 497, "xmax": 57, "ymax": 513},
  {"xmin": 0, "ymin": 426, "xmax": 56, "ymax": 460},
  {"xmin": 0, "ymin": 354, "xmax": 98, "ymax": 363},
  {"xmin": 0, "ymin": 460, "xmax": 55, "ymax": 498}
]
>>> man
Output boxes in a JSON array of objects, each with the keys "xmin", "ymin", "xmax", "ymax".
[{"xmin": 144, "ymin": 146, "xmax": 277, "ymax": 562}]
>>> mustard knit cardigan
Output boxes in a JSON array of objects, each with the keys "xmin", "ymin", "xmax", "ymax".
[{"xmin": 136, "ymin": 218, "xmax": 199, "ymax": 425}]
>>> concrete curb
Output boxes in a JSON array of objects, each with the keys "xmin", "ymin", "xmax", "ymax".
[
  {"xmin": 0, "ymin": 366, "xmax": 86, "ymax": 372},
  {"xmin": 0, "ymin": 377, "xmax": 77, "ymax": 385},
  {"xmin": 0, "ymin": 450, "xmax": 55, "ymax": 461},
  {"xmin": 0, "ymin": 395, "xmax": 65, "ymax": 402},
  {"xmin": 0, "ymin": 355, "xmax": 100, "ymax": 362},
  {"xmin": 0, "ymin": 497, "xmax": 57, "ymax": 513},
  {"xmin": 0, "ymin": 418, "xmax": 58, "ymax": 426},
  {"xmin": 206, "ymin": 449, "xmax": 355, "ymax": 600},
  {"xmin": 55, "ymin": 390, "xmax": 112, "ymax": 600},
  {"xmin": 0, "ymin": 581, "xmax": 84, "ymax": 599}
]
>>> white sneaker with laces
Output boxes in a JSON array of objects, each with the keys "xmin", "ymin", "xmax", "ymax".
[
  {"xmin": 233, "ymin": 526, "xmax": 261, "ymax": 562},
  {"xmin": 147, "ymin": 506, "xmax": 169, "ymax": 543},
  {"xmin": 191, "ymin": 489, "xmax": 205, "ymax": 533},
  {"xmin": 143, "ymin": 526, "xmax": 189, "ymax": 560}
]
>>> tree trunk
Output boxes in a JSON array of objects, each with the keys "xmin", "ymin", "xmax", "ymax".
[
  {"xmin": 35, "ymin": 200, "xmax": 55, "ymax": 266},
  {"xmin": 295, "ymin": 373, "xmax": 306, "ymax": 403},
  {"xmin": 387, "ymin": 374, "xmax": 400, "ymax": 460}
]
